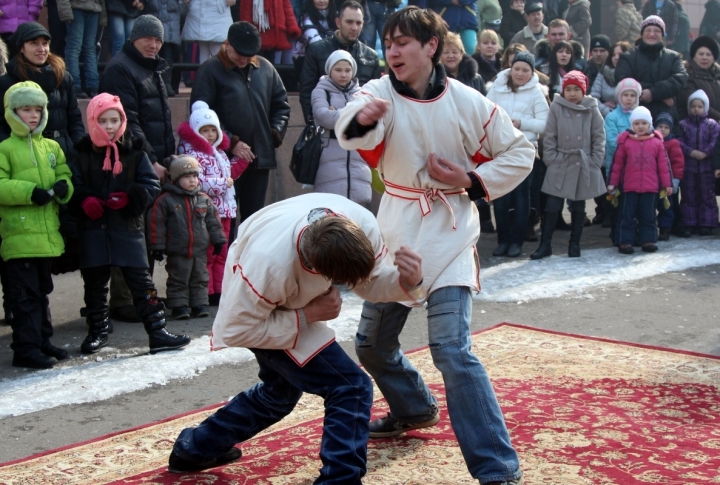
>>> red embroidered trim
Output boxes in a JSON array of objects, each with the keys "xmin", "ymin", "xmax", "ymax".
[{"xmin": 234, "ymin": 264, "xmax": 279, "ymax": 306}]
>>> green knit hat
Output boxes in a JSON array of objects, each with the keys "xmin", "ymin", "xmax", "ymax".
[{"xmin": 4, "ymin": 81, "xmax": 49, "ymax": 136}]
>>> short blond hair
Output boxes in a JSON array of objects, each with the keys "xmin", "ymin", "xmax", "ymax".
[
  {"xmin": 444, "ymin": 32, "xmax": 464, "ymax": 53},
  {"xmin": 478, "ymin": 29, "xmax": 500, "ymax": 46}
]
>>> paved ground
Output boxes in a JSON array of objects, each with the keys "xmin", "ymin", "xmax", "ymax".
[{"xmin": 0, "ymin": 213, "xmax": 719, "ymax": 464}]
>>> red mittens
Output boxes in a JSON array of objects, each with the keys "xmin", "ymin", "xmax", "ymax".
[
  {"xmin": 82, "ymin": 197, "xmax": 105, "ymax": 220},
  {"xmin": 107, "ymin": 192, "xmax": 129, "ymax": 210}
]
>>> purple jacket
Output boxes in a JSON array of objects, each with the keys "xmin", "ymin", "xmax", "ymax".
[
  {"xmin": 609, "ymin": 130, "xmax": 673, "ymax": 193},
  {"xmin": 679, "ymin": 114, "xmax": 720, "ymax": 160},
  {"xmin": 0, "ymin": 0, "xmax": 43, "ymax": 34}
]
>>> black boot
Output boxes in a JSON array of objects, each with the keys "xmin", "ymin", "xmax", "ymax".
[
  {"xmin": 12, "ymin": 350, "xmax": 57, "ymax": 369},
  {"xmin": 568, "ymin": 211, "xmax": 585, "ymax": 258},
  {"xmin": 555, "ymin": 212, "xmax": 571, "ymax": 230},
  {"xmin": 144, "ymin": 308, "xmax": 191, "ymax": 354},
  {"xmin": 81, "ymin": 312, "xmax": 110, "ymax": 354},
  {"xmin": 530, "ymin": 211, "xmax": 559, "ymax": 260},
  {"xmin": 41, "ymin": 341, "xmax": 69, "ymax": 360}
]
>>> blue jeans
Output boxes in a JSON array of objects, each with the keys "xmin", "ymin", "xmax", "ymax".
[
  {"xmin": 108, "ymin": 14, "xmax": 135, "ymax": 57},
  {"xmin": 617, "ymin": 191, "xmax": 658, "ymax": 245},
  {"xmin": 172, "ymin": 342, "xmax": 372, "ymax": 484},
  {"xmin": 355, "ymin": 286, "xmax": 522, "ymax": 483},
  {"xmin": 65, "ymin": 9, "xmax": 99, "ymax": 92},
  {"xmin": 362, "ymin": 0, "xmax": 392, "ymax": 59},
  {"xmin": 493, "ymin": 174, "xmax": 530, "ymax": 245}
]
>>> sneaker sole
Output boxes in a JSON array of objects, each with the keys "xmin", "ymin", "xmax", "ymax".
[
  {"xmin": 369, "ymin": 414, "xmax": 440, "ymax": 438},
  {"xmin": 168, "ymin": 448, "xmax": 242, "ymax": 473},
  {"xmin": 149, "ymin": 341, "xmax": 190, "ymax": 355},
  {"xmin": 192, "ymin": 312, "xmax": 210, "ymax": 318},
  {"xmin": 173, "ymin": 314, "xmax": 191, "ymax": 320}
]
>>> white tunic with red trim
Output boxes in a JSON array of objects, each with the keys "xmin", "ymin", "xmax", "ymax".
[
  {"xmin": 210, "ymin": 193, "xmax": 424, "ymax": 366},
  {"xmin": 336, "ymin": 76, "xmax": 534, "ymax": 298}
]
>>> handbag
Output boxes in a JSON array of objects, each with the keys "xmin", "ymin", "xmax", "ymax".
[{"xmin": 290, "ymin": 123, "xmax": 325, "ymax": 185}]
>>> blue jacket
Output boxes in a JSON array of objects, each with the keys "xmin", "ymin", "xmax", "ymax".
[
  {"xmin": 604, "ymin": 105, "xmax": 632, "ymax": 172},
  {"xmin": 427, "ymin": 0, "xmax": 478, "ymax": 31}
]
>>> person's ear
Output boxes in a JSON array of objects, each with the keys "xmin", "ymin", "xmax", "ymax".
[
  {"xmin": 336, "ymin": 16, "xmax": 341, "ymax": 29},
  {"xmin": 427, "ymin": 36, "xmax": 438, "ymax": 59}
]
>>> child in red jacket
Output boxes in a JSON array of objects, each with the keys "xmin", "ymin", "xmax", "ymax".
[
  {"xmin": 608, "ymin": 107, "xmax": 673, "ymax": 254},
  {"xmin": 655, "ymin": 112, "xmax": 684, "ymax": 241}
]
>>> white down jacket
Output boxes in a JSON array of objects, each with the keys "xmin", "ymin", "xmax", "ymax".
[
  {"xmin": 181, "ymin": 0, "xmax": 233, "ymax": 43},
  {"xmin": 486, "ymin": 68, "xmax": 549, "ymax": 147}
]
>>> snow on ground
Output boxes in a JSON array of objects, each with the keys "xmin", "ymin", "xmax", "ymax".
[{"xmin": 0, "ymin": 238, "xmax": 718, "ymax": 418}]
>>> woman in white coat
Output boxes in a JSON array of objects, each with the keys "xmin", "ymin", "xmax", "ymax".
[
  {"xmin": 487, "ymin": 51, "xmax": 549, "ymax": 257},
  {"xmin": 182, "ymin": 0, "xmax": 236, "ymax": 63}
]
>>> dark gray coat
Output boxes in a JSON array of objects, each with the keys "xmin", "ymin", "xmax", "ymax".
[{"xmin": 145, "ymin": 0, "xmax": 182, "ymax": 46}]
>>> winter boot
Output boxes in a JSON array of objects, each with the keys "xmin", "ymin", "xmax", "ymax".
[
  {"xmin": 81, "ymin": 312, "xmax": 111, "ymax": 354},
  {"xmin": 530, "ymin": 211, "xmax": 559, "ymax": 260},
  {"xmin": 658, "ymin": 227, "xmax": 670, "ymax": 241},
  {"xmin": 144, "ymin": 307, "xmax": 191, "ymax": 354},
  {"xmin": 555, "ymin": 212, "xmax": 571, "ymax": 230},
  {"xmin": 568, "ymin": 211, "xmax": 585, "ymax": 257}
]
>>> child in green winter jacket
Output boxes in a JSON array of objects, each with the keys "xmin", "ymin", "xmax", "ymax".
[{"xmin": 0, "ymin": 80, "xmax": 74, "ymax": 369}]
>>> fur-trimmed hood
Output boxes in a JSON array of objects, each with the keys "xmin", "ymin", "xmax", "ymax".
[
  {"xmin": 177, "ymin": 121, "xmax": 231, "ymax": 156},
  {"xmin": 4, "ymin": 81, "xmax": 49, "ymax": 137},
  {"xmin": 534, "ymin": 38, "xmax": 586, "ymax": 64},
  {"xmin": 454, "ymin": 54, "xmax": 480, "ymax": 83}
]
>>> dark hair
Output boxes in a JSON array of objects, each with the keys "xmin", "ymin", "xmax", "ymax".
[
  {"xmin": 608, "ymin": 40, "xmax": 631, "ymax": 68},
  {"xmin": 548, "ymin": 40, "xmax": 575, "ymax": 89},
  {"xmin": 15, "ymin": 46, "xmax": 65, "ymax": 88},
  {"xmin": 338, "ymin": 0, "xmax": 363, "ymax": 19},
  {"xmin": 302, "ymin": 217, "xmax": 375, "ymax": 287},
  {"xmin": 500, "ymin": 43, "xmax": 527, "ymax": 70},
  {"xmin": 301, "ymin": 0, "xmax": 338, "ymax": 37},
  {"xmin": 383, "ymin": 6, "xmax": 448, "ymax": 65}
]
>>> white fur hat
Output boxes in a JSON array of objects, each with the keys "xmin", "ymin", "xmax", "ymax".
[
  {"xmin": 629, "ymin": 106, "xmax": 653, "ymax": 129},
  {"xmin": 189, "ymin": 100, "xmax": 223, "ymax": 147},
  {"xmin": 688, "ymin": 89, "xmax": 710, "ymax": 116}
]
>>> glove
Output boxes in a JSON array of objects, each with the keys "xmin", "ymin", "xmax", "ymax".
[
  {"xmin": 212, "ymin": 243, "xmax": 225, "ymax": 256},
  {"xmin": 107, "ymin": 192, "xmax": 129, "ymax": 210},
  {"xmin": 151, "ymin": 250, "xmax": 165, "ymax": 262},
  {"xmin": 52, "ymin": 180, "xmax": 69, "ymax": 199},
  {"xmin": 81, "ymin": 197, "xmax": 105, "ymax": 220},
  {"xmin": 31, "ymin": 187, "xmax": 53, "ymax": 206}
]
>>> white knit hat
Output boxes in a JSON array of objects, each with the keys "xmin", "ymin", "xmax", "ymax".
[
  {"xmin": 324, "ymin": 50, "xmax": 357, "ymax": 77},
  {"xmin": 629, "ymin": 106, "xmax": 653, "ymax": 129},
  {"xmin": 688, "ymin": 89, "xmax": 710, "ymax": 116},
  {"xmin": 189, "ymin": 100, "xmax": 223, "ymax": 148}
]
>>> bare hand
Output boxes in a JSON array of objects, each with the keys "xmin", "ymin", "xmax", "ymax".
[
  {"xmin": 640, "ymin": 89, "xmax": 652, "ymax": 103},
  {"xmin": 357, "ymin": 98, "xmax": 390, "ymax": 126},
  {"xmin": 512, "ymin": 119, "xmax": 521, "ymax": 129},
  {"xmin": 227, "ymin": 178, "xmax": 234, "ymax": 188},
  {"xmin": 232, "ymin": 141, "xmax": 255, "ymax": 161},
  {"xmin": 665, "ymin": 186, "xmax": 673, "ymax": 196},
  {"xmin": 662, "ymin": 98, "xmax": 674, "ymax": 107},
  {"xmin": 691, "ymin": 149, "xmax": 707, "ymax": 160},
  {"xmin": 226, "ymin": 0, "xmax": 236, "ymax": 5},
  {"xmin": 153, "ymin": 162, "xmax": 168, "ymax": 184},
  {"xmin": 0, "ymin": 8, "xmax": 4, "ymax": 16},
  {"xmin": 604, "ymin": 101, "xmax": 616, "ymax": 109},
  {"xmin": 715, "ymin": 169, "xmax": 720, "ymax": 178},
  {"xmin": 426, "ymin": 153, "xmax": 472, "ymax": 188},
  {"xmin": 303, "ymin": 286, "xmax": 342, "ymax": 324},
  {"xmin": 394, "ymin": 246, "xmax": 423, "ymax": 289},
  {"xmin": 607, "ymin": 185, "xmax": 615, "ymax": 195}
]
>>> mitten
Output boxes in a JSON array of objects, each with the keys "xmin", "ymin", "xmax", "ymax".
[
  {"xmin": 151, "ymin": 250, "xmax": 165, "ymax": 262},
  {"xmin": 30, "ymin": 188, "xmax": 53, "ymax": 206},
  {"xmin": 82, "ymin": 197, "xmax": 105, "ymax": 220},
  {"xmin": 212, "ymin": 243, "xmax": 225, "ymax": 255},
  {"xmin": 52, "ymin": 180, "xmax": 69, "ymax": 199},
  {"xmin": 107, "ymin": 192, "xmax": 129, "ymax": 210},
  {"xmin": 659, "ymin": 189, "xmax": 671, "ymax": 210}
]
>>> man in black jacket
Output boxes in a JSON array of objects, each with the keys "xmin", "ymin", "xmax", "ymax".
[
  {"xmin": 191, "ymin": 22, "xmax": 291, "ymax": 223},
  {"xmin": 300, "ymin": 0, "xmax": 382, "ymax": 123}
]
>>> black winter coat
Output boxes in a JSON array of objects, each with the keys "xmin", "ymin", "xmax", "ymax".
[
  {"xmin": 473, "ymin": 52, "xmax": 501, "ymax": 84},
  {"xmin": 190, "ymin": 51, "xmax": 290, "ymax": 170},
  {"xmin": 105, "ymin": 0, "xmax": 143, "ymax": 17},
  {"xmin": 615, "ymin": 41, "xmax": 688, "ymax": 123},
  {"xmin": 69, "ymin": 135, "xmax": 160, "ymax": 269},
  {"xmin": 300, "ymin": 34, "xmax": 381, "ymax": 122},
  {"xmin": 500, "ymin": 9, "xmax": 525, "ymax": 47},
  {"xmin": 0, "ymin": 58, "xmax": 84, "ymax": 160},
  {"xmin": 99, "ymin": 42, "xmax": 174, "ymax": 164},
  {"xmin": 448, "ymin": 54, "xmax": 486, "ymax": 95},
  {"xmin": 700, "ymin": 0, "xmax": 720, "ymax": 38}
]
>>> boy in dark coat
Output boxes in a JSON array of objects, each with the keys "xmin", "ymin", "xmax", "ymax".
[{"xmin": 148, "ymin": 156, "xmax": 227, "ymax": 319}]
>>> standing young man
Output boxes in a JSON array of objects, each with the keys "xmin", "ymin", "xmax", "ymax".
[
  {"xmin": 168, "ymin": 193, "xmax": 425, "ymax": 484},
  {"xmin": 336, "ymin": 7, "xmax": 532, "ymax": 485}
]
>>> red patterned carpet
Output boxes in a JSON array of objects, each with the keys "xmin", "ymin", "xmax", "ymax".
[{"xmin": 1, "ymin": 323, "xmax": 720, "ymax": 484}]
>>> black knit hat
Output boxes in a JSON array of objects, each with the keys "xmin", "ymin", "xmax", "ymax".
[
  {"xmin": 129, "ymin": 15, "xmax": 164, "ymax": 41},
  {"xmin": 9, "ymin": 22, "xmax": 51, "ymax": 51},
  {"xmin": 512, "ymin": 51, "xmax": 535, "ymax": 73},
  {"xmin": 227, "ymin": 22, "xmax": 262, "ymax": 57},
  {"xmin": 590, "ymin": 35, "xmax": 611, "ymax": 52},
  {"xmin": 690, "ymin": 35, "xmax": 720, "ymax": 61}
]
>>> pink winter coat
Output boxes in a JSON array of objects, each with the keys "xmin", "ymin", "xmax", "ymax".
[
  {"xmin": 609, "ymin": 130, "xmax": 673, "ymax": 193},
  {"xmin": 0, "ymin": 0, "xmax": 43, "ymax": 35},
  {"xmin": 177, "ymin": 122, "xmax": 249, "ymax": 219}
]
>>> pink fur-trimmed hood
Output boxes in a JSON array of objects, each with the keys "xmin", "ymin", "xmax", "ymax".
[{"xmin": 177, "ymin": 121, "xmax": 231, "ymax": 156}]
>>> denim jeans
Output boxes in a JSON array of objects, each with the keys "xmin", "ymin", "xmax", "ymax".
[
  {"xmin": 65, "ymin": 9, "xmax": 100, "ymax": 92},
  {"xmin": 108, "ymin": 14, "xmax": 135, "ymax": 57},
  {"xmin": 493, "ymin": 174, "xmax": 530, "ymax": 245},
  {"xmin": 616, "ymin": 191, "xmax": 658, "ymax": 245},
  {"xmin": 356, "ymin": 286, "xmax": 522, "ymax": 483},
  {"xmin": 173, "ymin": 342, "xmax": 372, "ymax": 484},
  {"xmin": 362, "ymin": 0, "xmax": 392, "ymax": 58}
]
